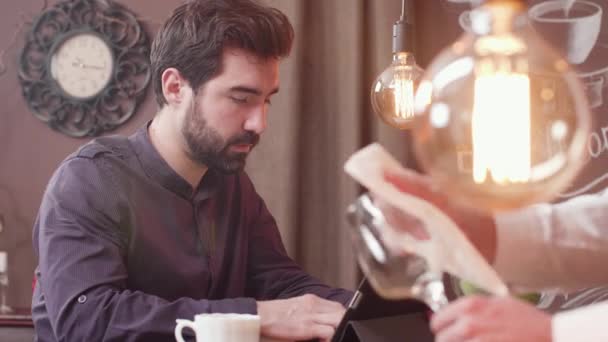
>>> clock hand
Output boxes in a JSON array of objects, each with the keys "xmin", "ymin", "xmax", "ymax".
[
  {"xmin": 71, "ymin": 60, "xmax": 85, "ymax": 69},
  {"xmin": 70, "ymin": 58, "xmax": 105, "ymax": 70},
  {"xmin": 81, "ymin": 64, "xmax": 106, "ymax": 71}
]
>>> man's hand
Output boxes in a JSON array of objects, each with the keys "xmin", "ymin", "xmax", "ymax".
[
  {"xmin": 257, "ymin": 294, "xmax": 346, "ymax": 342},
  {"xmin": 431, "ymin": 295, "xmax": 552, "ymax": 342}
]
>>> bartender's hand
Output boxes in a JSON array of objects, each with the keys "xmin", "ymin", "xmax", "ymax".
[
  {"xmin": 257, "ymin": 294, "xmax": 345, "ymax": 342},
  {"xmin": 431, "ymin": 295, "xmax": 551, "ymax": 342},
  {"xmin": 383, "ymin": 168, "xmax": 498, "ymax": 263}
]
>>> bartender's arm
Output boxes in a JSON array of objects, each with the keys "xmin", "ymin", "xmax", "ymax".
[
  {"xmin": 384, "ymin": 168, "xmax": 608, "ymax": 289},
  {"xmin": 384, "ymin": 169, "xmax": 608, "ymax": 342}
]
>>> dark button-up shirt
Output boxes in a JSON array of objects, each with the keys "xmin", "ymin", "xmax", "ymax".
[{"xmin": 32, "ymin": 124, "xmax": 352, "ymax": 341}]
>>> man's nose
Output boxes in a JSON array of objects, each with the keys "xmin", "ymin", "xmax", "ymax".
[{"xmin": 243, "ymin": 106, "xmax": 267, "ymax": 135}]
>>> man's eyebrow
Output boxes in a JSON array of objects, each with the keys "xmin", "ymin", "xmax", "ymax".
[{"xmin": 229, "ymin": 86, "xmax": 279, "ymax": 96}]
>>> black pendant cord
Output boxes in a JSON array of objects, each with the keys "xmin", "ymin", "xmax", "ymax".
[{"xmin": 393, "ymin": 0, "xmax": 413, "ymax": 54}]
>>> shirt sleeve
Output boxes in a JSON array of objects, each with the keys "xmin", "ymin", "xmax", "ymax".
[
  {"xmin": 492, "ymin": 189, "xmax": 608, "ymax": 291},
  {"xmin": 34, "ymin": 157, "xmax": 257, "ymax": 342},
  {"xmin": 242, "ymin": 176, "xmax": 353, "ymax": 306},
  {"xmin": 552, "ymin": 301, "xmax": 608, "ymax": 342}
]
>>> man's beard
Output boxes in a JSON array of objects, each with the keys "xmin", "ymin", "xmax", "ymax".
[{"xmin": 182, "ymin": 103, "xmax": 260, "ymax": 174}]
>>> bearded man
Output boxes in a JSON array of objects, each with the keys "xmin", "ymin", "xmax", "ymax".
[{"xmin": 31, "ymin": 1, "xmax": 352, "ymax": 341}]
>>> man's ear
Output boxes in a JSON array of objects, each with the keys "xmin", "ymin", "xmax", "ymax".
[{"xmin": 161, "ymin": 68, "xmax": 190, "ymax": 105}]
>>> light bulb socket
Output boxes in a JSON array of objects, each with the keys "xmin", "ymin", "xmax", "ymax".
[{"xmin": 392, "ymin": 20, "xmax": 414, "ymax": 54}]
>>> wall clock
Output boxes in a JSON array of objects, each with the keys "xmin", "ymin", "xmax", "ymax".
[{"xmin": 18, "ymin": 0, "xmax": 151, "ymax": 137}]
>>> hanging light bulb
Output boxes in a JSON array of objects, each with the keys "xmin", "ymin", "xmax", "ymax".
[
  {"xmin": 412, "ymin": 0, "xmax": 591, "ymax": 211},
  {"xmin": 371, "ymin": 0, "xmax": 424, "ymax": 130}
]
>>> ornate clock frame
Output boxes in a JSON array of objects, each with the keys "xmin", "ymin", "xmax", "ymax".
[{"xmin": 18, "ymin": 0, "xmax": 151, "ymax": 137}]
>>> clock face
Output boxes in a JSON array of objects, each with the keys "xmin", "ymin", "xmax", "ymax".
[{"xmin": 50, "ymin": 33, "xmax": 114, "ymax": 99}]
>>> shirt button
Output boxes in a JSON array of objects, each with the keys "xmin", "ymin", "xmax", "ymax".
[{"xmin": 77, "ymin": 295, "xmax": 87, "ymax": 304}]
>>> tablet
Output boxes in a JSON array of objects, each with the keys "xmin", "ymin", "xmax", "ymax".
[{"xmin": 332, "ymin": 278, "xmax": 433, "ymax": 342}]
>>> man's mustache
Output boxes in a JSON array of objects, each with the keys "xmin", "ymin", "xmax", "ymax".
[{"xmin": 227, "ymin": 131, "xmax": 260, "ymax": 147}]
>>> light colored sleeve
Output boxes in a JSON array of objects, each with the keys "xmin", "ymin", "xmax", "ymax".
[
  {"xmin": 552, "ymin": 301, "xmax": 608, "ymax": 342},
  {"xmin": 492, "ymin": 189, "xmax": 608, "ymax": 291}
]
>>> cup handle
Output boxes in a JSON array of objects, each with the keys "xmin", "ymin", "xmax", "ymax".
[{"xmin": 175, "ymin": 319, "xmax": 196, "ymax": 342}]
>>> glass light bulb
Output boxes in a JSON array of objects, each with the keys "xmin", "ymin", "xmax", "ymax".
[
  {"xmin": 371, "ymin": 52, "xmax": 424, "ymax": 130},
  {"xmin": 412, "ymin": 1, "xmax": 591, "ymax": 211}
]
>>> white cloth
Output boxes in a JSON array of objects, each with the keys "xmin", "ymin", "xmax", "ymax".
[{"xmin": 493, "ymin": 189, "xmax": 608, "ymax": 341}]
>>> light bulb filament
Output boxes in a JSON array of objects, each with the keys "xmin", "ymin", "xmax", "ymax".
[
  {"xmin": 472, "ymin": 60, "xmax": 531, "ymax": 184},
  {"xmin": 393, "ymin": 76, "xmax": 415, "ymax": 120}
]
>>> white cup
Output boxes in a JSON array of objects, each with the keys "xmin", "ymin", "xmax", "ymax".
[
  {"xmin": 175, "ymin": 313, "xmax": 261, "ymax": 342},
  {"xmin": 529, "ymin": 0, "xmax": 602, "ymax": 64}
]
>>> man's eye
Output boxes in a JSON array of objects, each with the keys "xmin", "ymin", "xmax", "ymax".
[{"xmin": 230, "ymin": 96, "xmax": 248, "ymax": 104}]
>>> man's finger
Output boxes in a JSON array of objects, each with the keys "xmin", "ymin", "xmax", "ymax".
[
  {"xmin": 435, "ymin": 316, "xmax": 488, "ymax": 342},
  {"xmin": 431, "ymin": 296, "xmax": 487, "ymax": 333},
  {"xmin": 384, "ymin": 169, "xmax": 434, "ymax": 196},
  {"xmin": 377, "ymin": 198, "xmax": 430, "ymax": 240},
  {"xmin": 314, "ymin": 298, "xmax": 346, "ymax": 313},
  {"xmin": 313, "ymin": 311, "xmax": 345, "ymax": 328},
  {"xmin": 309, "ymin": 323, "xmax": 336, "ymax": 341}
]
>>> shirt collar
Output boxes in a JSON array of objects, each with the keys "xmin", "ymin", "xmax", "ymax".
[{"xmin": 129, "ymin": 121, "xmax": 222, "ymax": 201}]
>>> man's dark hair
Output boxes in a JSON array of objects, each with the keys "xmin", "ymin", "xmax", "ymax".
[{"xmin": 150, "ymin": 0, "xmax": 294, "ymax": 107}]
